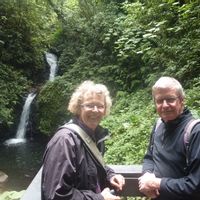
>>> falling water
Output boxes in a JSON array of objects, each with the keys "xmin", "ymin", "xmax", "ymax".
[
  {"xmin": 4, "ymin": 93, "xmax": 36, "ymax": 145},
  {"xmin": 45, "ymin": 52, "xmax": 58, "ymax": 81},
  {"xmin": 16, "ymin": 93, "xmax": 36, "ymax": 139}
]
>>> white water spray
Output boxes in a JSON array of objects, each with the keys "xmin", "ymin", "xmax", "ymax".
[
  {"xmin": 45, "ymin": 52, "xmax": 58, "ymax": 81},
  {"xmin": 4, "ymin": 93, "xmax": 36, "ymax": 145}
]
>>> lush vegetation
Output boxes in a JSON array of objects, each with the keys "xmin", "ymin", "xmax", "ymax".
[
  {"xmin": 103, "ymin": 89, "xmax": 156, "ymax": 164},
  {"xmin": 0, "ymin": 64, "xmax": 29, "ymax": 131},
  {"xmin": 1, "ymin": 0, "xmax": 200, "ymax": 199}
]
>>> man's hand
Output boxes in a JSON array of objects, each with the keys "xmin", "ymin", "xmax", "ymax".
[{"xmin": 138, "ymin": 172, "xmax": 161, "ymax": 198}]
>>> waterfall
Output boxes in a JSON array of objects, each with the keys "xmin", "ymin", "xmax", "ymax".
[
  {"xmin": 16, "ymin": 93, "xmax": 36, "ymax": 139},
  {"xmin": 4, "ymin": 93, "xmax": 36, "ymax": 145},
  {"xmin": 45, "ymin": 52, "xmax": 58, "ymax": 81},
  {"xmin": 4, "ymin": 52, "xmax": 58, "ymax": 146}
]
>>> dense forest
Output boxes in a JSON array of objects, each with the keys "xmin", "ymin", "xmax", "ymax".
[{"xmin": 0, "ymin": 0, "xmax": 200, "ymax": 198}]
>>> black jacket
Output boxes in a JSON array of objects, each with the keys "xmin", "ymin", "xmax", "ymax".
[
  {"xmin": 143, "ymin": 108, "xmax": 200, "ymax": 200},
  {"xmin": 41, "ymin": 118, "xmax": 115, "ymax": 200}
]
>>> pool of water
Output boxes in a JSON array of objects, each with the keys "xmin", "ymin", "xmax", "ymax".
[{"xmin": 0, "ymin": 136, "xmax": 48, "ymax": 191}]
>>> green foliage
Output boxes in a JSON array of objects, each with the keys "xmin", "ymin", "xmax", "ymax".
[
  {"xmin": 51, "ymin": 2, "xmax": 125, "ymax": 93},
  {"xmin": 102, "ymin": 89, "xmax": 157, "ymax": 164},
  {"xmin": 0, "ymin": 0, "xmax": 60, "ymax": 134},
  {"xmin": 37, "ymin": 76, "xmax": 77, "ymax": 135},
  {"xmin": 0, "ymin": 63, "xmax": 30, "ymax": 126},
  {"xmin": 103, "ymin": 0, "xmax": 200, "ymax": 89},
  {"xmin": 0, "ymin": 0, "xmax": 58, "ymax": 82},
  {"xmin": 185, "ymin": 87, "xmax": 200, "ymax": 118},
  {"xmin": 49, "ymin": 0, "xmax": 200, "ymax": 93}
]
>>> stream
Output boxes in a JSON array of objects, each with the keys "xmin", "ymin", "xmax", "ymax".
[{"xmin": 0, "ymin": 136, "xmax": 48, "ymax": 191}]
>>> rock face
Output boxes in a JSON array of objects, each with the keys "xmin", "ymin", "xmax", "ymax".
[{"xmin": 0, "ymin": 171, "xmax": 8, "ymax": 192}]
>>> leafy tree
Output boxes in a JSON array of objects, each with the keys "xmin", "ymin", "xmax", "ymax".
[
  {"xmin": 102, "ymin": 89, "xmax": 156, "ymax": 164},
  {"xmin": 0, "ymin": 63, "xmax": 30, "ymax": 129},
  {"xmin": 0, "ymin": 0, "xmax": 57, "ymax": 83},
  {"xmin": 103, "ymin": 0, "xmax": 200, "ymax": 89},
  {"xmin": 37, "ymin": 76, "xmax": 77, "ymax": 135},
  {"xmin": 0, "ymin": 0, "xmax": 60, "ymax": 135}
]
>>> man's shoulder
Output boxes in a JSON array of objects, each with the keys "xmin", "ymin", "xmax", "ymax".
[{"xmin": 184, "ymin": 118, "xmax": 200, "ymax": 144}]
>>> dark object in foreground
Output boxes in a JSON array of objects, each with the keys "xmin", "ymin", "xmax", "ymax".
[{"xmin": 109, "ymin": 165, "xmax": 144, "ymax": 197}]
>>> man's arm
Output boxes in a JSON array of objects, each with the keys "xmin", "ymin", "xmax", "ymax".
[
  {"xmin": 158, "ymin": 126, "xmax": 200, "ymax": 199},
  {"xmin": 140, "ymin": 126, "xmax": 200, "ymax": 199},
  {"xmin": 139, "ymin": 125, "xmax": 160, "ymax": 198}
]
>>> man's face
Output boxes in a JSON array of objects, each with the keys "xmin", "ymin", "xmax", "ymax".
[
  {"xmin": 79, "ymin": 93, "xmax": 106, "ymax": 130},
  {"xmin": 154, "ymin": 88, "xmax": 184, "ymax": 122}
]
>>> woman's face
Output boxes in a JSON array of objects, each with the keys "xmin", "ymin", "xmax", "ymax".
[{"xmin": 79, "ymin": 92, "xmax": 106, "ymax": 130}]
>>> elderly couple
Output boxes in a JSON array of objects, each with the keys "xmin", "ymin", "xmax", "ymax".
[{"xmin": 41, "ymin": 77, "xmax": 200, "ymax": 200}]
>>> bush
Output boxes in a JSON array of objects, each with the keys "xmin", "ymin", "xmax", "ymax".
[{"xmin": 102, "ymin": 89, "xmax": 157, "ymax": 165}]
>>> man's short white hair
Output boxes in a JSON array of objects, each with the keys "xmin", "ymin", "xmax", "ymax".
[{"xmin": 152, "ymin": 76, "xmax": 185, "ymax": 98}]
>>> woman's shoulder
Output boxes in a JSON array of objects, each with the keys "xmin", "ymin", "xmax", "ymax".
[{"xmin": 48, "ymin": 126, "xmax": 80, "ymax": 147}]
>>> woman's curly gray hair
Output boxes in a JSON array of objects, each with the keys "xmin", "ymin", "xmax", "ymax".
[{"xmin": 68, "ymin": 80, "xmax": 112, "ymax": 116}]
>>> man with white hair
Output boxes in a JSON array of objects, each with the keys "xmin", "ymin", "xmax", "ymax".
[{"xmin": 139, "ymin": 76, "xmax": 200, "ymax": 200}]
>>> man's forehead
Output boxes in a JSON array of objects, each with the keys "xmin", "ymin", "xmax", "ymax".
[{"xmin": 154, "ymin": 87, "xmax": 177, "ymax": 94}]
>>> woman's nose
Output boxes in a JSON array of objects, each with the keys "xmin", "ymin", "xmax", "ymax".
[{"xmin": 92, "ymin": 105, "xmax": 99, "ymax": 111}]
